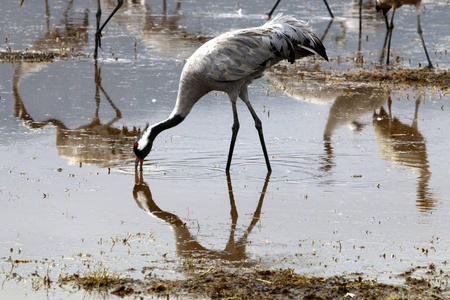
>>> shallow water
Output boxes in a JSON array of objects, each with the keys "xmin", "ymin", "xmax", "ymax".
[{"xmin": 1, "ymin": 0, "xmax": 449, "ymax": 298}]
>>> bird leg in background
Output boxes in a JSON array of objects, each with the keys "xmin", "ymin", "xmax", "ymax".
[
  {"xmin": 379, "ymin": 26, "xmax": 390, "ymax": 65},
  {"xmin": 323, "ymin": 0, "xmax": 334, "ymax": 18},
  {"xmin": 94, "ymin": 0, "xmax": 124, "ymax": 59},
  {"xmin": 226, "ymin": 97, "xmax": 240, "ymax": 171},
  {"xmin": 267, "ymin": 0, "xmax": 333, "ymax": 19},
  {"xmin": 386, "ymin": 8, "xmax": 396, "ymax": 65},
  {"xmin": 415, "ymin": 5, "xmax": 433, "ymax": 68},
  {"xmin": 239, "ymin": 87, "xmax": 272, "ymax": 173},
  {"xmin": 267, "ymin": 0, "xmax": 282, "ymax": 19}
]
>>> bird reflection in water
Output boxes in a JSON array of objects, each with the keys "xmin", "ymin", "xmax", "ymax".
[
  {"xmin": 265, "ymin": 69, "xmax": 389, "ymax": 173},
  {"xmin": 321, "ymin": 86, "xmax": 389, "ymax": 172},
  {"xmin": 133, "ymin": 169, "xmax": 270, "ymax": 261},
  {"xmin": 12, "ymin": 62, "xmax": 140, "ymax": 168},
  {"xmin": 373, "ymin": 97, "xmax": 435, "ymax": 212},
  {"xmin": 94, "ymin": 0, "xmax": 199, "ymax": 59}
]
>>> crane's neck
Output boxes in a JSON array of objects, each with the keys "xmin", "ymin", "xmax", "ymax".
[
  {"xmin": 148, "ymin": 114, "xmax": 184, "ymax": 142},
  {"xmin": 135, "ymin": 73, "xmax": 209, "ymax": 156}
]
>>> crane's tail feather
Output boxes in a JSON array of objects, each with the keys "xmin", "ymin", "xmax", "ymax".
[{"xmin": 264, "ymin": 14, "xmax": 329, "ymax": 63}]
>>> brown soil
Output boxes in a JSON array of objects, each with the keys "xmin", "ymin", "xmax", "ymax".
[
  {"xmin": 58, "ymin": 264, "xmax": 449, "ymax": 299},
  {"xmin": 342, "ymin": 68, "xmax": 450, "ymax": 91},
  {"xmin": 0, "ymin": 50, "xmax": 88, "ymax": 62}
]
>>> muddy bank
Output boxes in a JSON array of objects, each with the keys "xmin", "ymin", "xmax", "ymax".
[
  {"xmin": 58, "ymin": 261, "xmax": 448, "ymax": 299},
  {"xmin": 0, "ymin": 50, "xmax": 88, "ymax": 62}
]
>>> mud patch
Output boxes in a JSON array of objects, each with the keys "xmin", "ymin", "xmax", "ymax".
[
  {"xmin": 58, "ymin": 261, "xmax": 448, "ymax": 299},
  {"xmin": 342, "ymin": 68, "xmax": 450, "ymax": 91},
  {"xmin": 0, "ymin": 50, "xmax": 88, "ymax": 62}
]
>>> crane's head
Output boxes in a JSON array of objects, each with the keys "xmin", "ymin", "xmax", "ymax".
[{"xmin": 133, "ymin": 129, "xmax": 153, "ymax": 161}]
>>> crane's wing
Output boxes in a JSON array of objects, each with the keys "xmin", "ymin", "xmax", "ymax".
[{"xmin": 187, "ymin": 14, "xmax": 328, "ymax": 82}]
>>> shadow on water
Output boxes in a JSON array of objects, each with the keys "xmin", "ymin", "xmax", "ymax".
[
  {"xmin": 12, "ymin": 61, "xmax": 141, "ymax": 168},
  {"xmin": 373, "ymin": 97, "xmax": 435, "ymax": 212},
  {"xmin": 133, "ymin": 168, "xmax": 271, "ymax": 262}
]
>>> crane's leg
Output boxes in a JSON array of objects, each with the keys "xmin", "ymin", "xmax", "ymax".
[
  {"xmin": 383, "ymin": 14, "xmax": 389, "ymax": 30},
  {"xmin": 226, "ymin": 95, "xmax": 240, "ymax": 171},
  {"xmin": 94, "ymin": 0, "xmax": 102, "ymax": 59},
  {"xmin": 386, "ymin": 8, "xmax": 396, "ymax": 65},
  {"xmin": 239, "ymin": 87, "xmax": 272, "ymax": 173},
  {"xmin": 415, "ymin": 5, "xmax": 433, "ymax": 68},
  {"xmin": 323, "ymin": 0, "xmax": 334, "ymax": 18},
  {"xmin": 268, "ymin": 0, "xmax": 333, "ymax": 19},
  {"xmin": 94, "ymin": 0, "xmax": 123, "ymax": 59},
  {"xmin": 267, "ymin": 0, "xmax": 282, "ymax": 19}
]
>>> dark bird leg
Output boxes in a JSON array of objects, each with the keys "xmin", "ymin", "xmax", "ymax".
[
  {"xmin": 356, "ymin": 0, "xmax": 363, "ymax": 65},
  {"xmin": 267, "ymin": 0, "xmax": 333, "ymax": 19},
  {"xmin": 383, "ymin": 13, "xmax": 390, "ymax": 30},
  {"xmin": 386, "ymin": 8, "xmax": 396, "ymax": 65},
  {"xmin": 267, "ymin": 0, "xmax": 282, "ymax": 19},
  {"xmin": 94, "ymin": 0, "xmax": 102, "ymax": 59},
  {"xmin": 226, "ymin": 96, "xmax": 240, "ymax": 171},
  {"xmin": 94, "ymin": 0, "xmax": 123, "ymax": 59},
  {"xmin": 415, "ymin": 5, "xmax": 433, "ymax": 68},
  {"xmin": 323, "ymin": 0, "xmax": 334, "ymax": 18},
  {"xmin": 239, "ymin": 86, "xmax": 272, "ymax": 173},
  {"xmin": 380, "ymin": 27, "xmax": 390, "ymax": 65}
]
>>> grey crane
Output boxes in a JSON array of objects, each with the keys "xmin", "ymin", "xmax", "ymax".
[
  {"xmin": 133, "ymin": 14, "xmax": 329, "ymax": 172},
  {"xmin": 376, "ymin": 0, "xmax": 433, "ymax": 68}
]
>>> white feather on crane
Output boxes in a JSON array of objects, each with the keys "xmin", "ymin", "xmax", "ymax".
[{"xmin": 134, "ymin": 14, "xmax": 329, "ymax": 172}]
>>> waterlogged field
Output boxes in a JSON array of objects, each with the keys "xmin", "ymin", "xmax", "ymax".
[{"xmin": 1, "ymin": 0, "xmax": 449, "ymax": 298}]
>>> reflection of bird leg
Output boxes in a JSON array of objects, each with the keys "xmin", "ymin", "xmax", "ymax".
[
  {"xmin": 225, "ymin": 173, "xmax": 239, "ymax": 252},
  {"xmin": 94, "ymin": 0, "xmax": 124, "ymax": 59},
  {"xmin": 226, "ymin": 172, "xmax": 271, "ymax": 254},
  {"xmin": 12, "ymin": 64, "xmax": 67, "ymax": 130},
  {"xmin": 242, "ymin": 172, "xmax": 270, "ymax": 234},
  {"xmin": 320, "ymin": 136, "xmax": 335, "ymax": 173},
  {"xmin": 320, "ymin": 18, "xmax": 334, "ymax": 42},
  {"xmin": 94, "ymin": 62, "xmax": 123, "ymax": 126},
  {"xmin": 373, "ymin": 96, "xmax": 435, "ymax": 212},
  {"xmin": 133, "ymin": 171, "xmax": 271, "ymax": 261},
  {"xmin": 135, "ymin": 161, "xmax": 144, "ymax": 184}
]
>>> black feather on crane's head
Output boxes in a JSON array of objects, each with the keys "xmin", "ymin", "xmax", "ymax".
[{"xmin": 133, "ymin": 130, "xmax": 153, "ymax": 161}]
